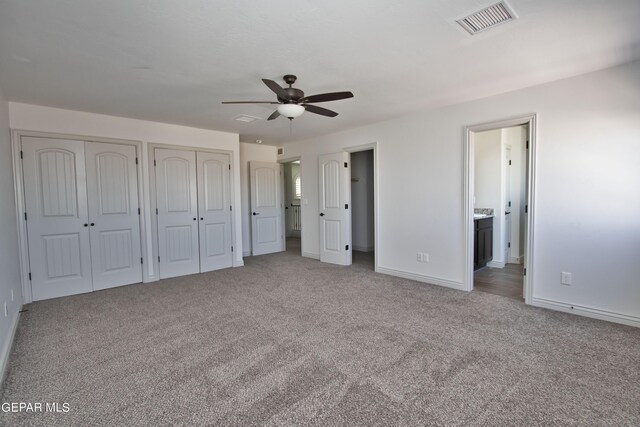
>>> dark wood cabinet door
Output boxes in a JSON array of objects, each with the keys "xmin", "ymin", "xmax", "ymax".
[{"xmin": 474, "ymin": 217, "xmax": 493, "ymax": 270}]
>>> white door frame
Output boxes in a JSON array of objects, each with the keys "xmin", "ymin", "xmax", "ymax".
[
  {"xmin": 147, "ymin": 143, "xmax": 240, "ymax": 280},
  {"xmin": 11, "ymin": 130, "xmax": 145, "ymax": 304},
  {"xmin": 344, "ymin": 142, "xmax": 379, "ymax": 273},
  {"xmin": 463, "ymin": 114, "xmax": 537, "ymax": 304}
]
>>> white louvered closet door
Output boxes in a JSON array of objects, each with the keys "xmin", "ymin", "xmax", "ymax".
[
  {"xmin": 85, "ymin": 142, "xmax": 142, "ymax": 290},
  {"xmin": 155, "ymin": 148, "xmax": 200, "ymax": 279},
  {"xmin": 22, "ymin": 137, "xmax": 93, "ymax": 300}
]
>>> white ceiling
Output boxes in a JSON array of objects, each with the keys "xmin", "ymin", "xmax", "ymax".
[{"xmin": 0, "ymin": 0, "xmax": 638, "ymax": 145}]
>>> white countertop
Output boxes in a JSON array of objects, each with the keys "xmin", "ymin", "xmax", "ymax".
[{"xmin": 473, "ymin": 214, "xmax": 494, "ymax": 220}]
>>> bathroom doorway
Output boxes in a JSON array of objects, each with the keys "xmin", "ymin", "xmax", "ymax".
[{"xmin": 465, "ymin": 115, "xmax": 537, "ymax": 303}]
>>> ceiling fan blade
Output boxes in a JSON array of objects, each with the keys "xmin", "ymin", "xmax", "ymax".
[
  {"xmin": 304, "ymin": 104, "xmax": 338, "ymax": 117},
  {"xmin": 267, "ymin": 110, "xmax": 280, "ymax": 120},
  {"xmin": 262, "ymin": 79, "xmax": 290, "ymax": 100},
  {"xmin": 299, "ymin": 91, "xmax": 353, "ymax": 104},
  {"xmin": 221, "ymin": 101, "xmax": 279, "ymax": 104}
]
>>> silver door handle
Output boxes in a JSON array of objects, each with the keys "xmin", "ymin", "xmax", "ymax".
[{"xmin": 252, "ymin": 212, "xmax": 259, "ymax": 216}]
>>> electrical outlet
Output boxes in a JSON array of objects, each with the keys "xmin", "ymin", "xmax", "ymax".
[
  {"xmin": 3, "ymin": 303, "xmax": 7, "ymax": 317},
  {"xmin": 561, "ymin": 272, "xmax": 572, "ymax": 286},
  {"xmin": 417, "ymin": 252, "xmax": 423, "ymax": 262}
]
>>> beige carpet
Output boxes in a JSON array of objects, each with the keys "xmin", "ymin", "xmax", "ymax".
[{"xmin": 2, "ymin": 248, "xmax": 639, "ymax": 426}]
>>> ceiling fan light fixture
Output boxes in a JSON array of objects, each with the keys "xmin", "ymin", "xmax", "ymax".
[{"xmin": 277, "ymin": 104, "xmax": 305, "ymax": 118}]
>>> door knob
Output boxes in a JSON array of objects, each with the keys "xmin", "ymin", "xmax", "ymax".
[
  {"xmin": 253, "ymin": 212, "xmax": 259, "ymax": 216},
  {"xmin": 84, "ymin": 223, "xmax": 88, "ymax": 227},
  {"xmin": 90, "ymin": 223, "xmax": 95, "ymax": 226},
  {"xmin": 200, "ymin": 217, "xmax": 204, "ymax": 220},
  {"xmin": 193, "ymin": 218, "xmax": 197, "ymax": 221},
  {"xmin": 319, "ymin": 213, "xmax": 325, "ymax": 217}
]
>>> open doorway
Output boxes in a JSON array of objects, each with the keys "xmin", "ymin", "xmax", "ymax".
[
  {"xmin": 465, "ymin": 114, "xmax": 536, "ymax": 304},
  {"xmin": 317, "ymin": 144, "xmax": 378, "ymax": 271},
  {"xmin": 350, "ymin": 150, "xmax": 374, "ymax": 270},
  {"xmin": 472, "ymin": 125, "xmax": 527, "ymax": 301},
  {"xmin": 282, "ymin": 159, "xmax": 302, "ymax": 256}
]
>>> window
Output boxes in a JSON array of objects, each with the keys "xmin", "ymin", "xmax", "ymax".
[{"xmin": 294, "ymin": 175, "xmax": 301, "ymax": 199}]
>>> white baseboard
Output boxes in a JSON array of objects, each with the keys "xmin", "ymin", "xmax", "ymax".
[
  {"xmin": 377, "ymin": 266, "xmax": 466, "ymax": 291},
  {"xmin": 1, "ymin": 308, "xmax": 21, "ymax": 387},
  {"xmin": 353, "ymin": 245, "xmax": 374, "ymax": 252},
  {"xmin": 487, "ymin": 260, "xmax": 506, "ymax": 268},
  {"xmin": 531, "ymin": 297, "xmax": 640, "ymax": 328},
  {"xmin": 302, "ymin": 252, "xmax": 320, "ymax": 260},
  {"xmin": 233, "ymin": 258, "xmax": 245, "ymax": 267},
  {"xmin": 508, "ymin": 256, "xmax": 524, "ymax": 264}
]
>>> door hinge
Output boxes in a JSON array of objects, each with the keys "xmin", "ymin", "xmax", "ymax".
[
  {"xmin": 135, "ymin": 157, "xmax": 138, "ymax": 165},
  {"xmin": 509, "ymin": 160, "xmax": 511, "ymax": 165},
  {"xmin": 525, "ymin": 205, "xmax": 528, "ymax": 214},
  {"xmin": 523, "ymin": 268, "xmax": 527, "ymax": 276},
  {"xmin": 24, "ymin": 212, "xmax": 27, "ymax": 221},
  {"xmin": 28, "ymin": 272, "xmax": 31, "ymax": 281},
  {"xmin": 345, "ymin": 204, "xmax": 348, "ymax": 209},
  {"xmin": 20, "ymin": 150, "xmax": 23, "ymax": 159},
  {"xmin": 231, "ymin": 246, "xmax": 234, "ymax": 252},
  {"xmin": 158, "ymin": 256, "xmax": 160, "ymax": 263},
  {"xmin": 156, "ymin": 208, "xmax": 158, "ymax": 215},
  {"xmin": 138, "ymin": 208, "xmax": 141, "ymax": 215},
  {"xmin": 154, "ymin": 159, "xmax": 157, "ymax": 166},
  {"xmin": 345, "ymin": 244, "xmax": 349, "ymax": 250},
  {"xmin": 230, "ymin": 205, "xmax": 232, "ymax": 211},
  {"xmin": 141, "ymin": 257, "xmax": 143, "ymax": 264},
  {"xmin": 526, "ymin": 140, "xmax": 529, "ymax": 150},
  {"xmin": 344, "ymin": 162, "xmax": 348, "ymax": 168},
  {"xmin": 508, "ymin": 242, "xmax": 511, "ymax": 248},
  {"xmin": 228, "ymin": 164, "xmax": 231, "ymax": 170}
]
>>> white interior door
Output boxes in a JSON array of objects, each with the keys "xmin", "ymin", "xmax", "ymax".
[
  {"xmin": 22, "ymin": 136, "xmax": 93, "ymax": 300},
  {"xmin": 155, "ymin": 148, "xmax": 200, "ymax": 279},
  {"xmin": 197, "ymin": 151, "xmax": 233, "ymax": 272},
  {"xmin": 250, "ymin": 161, "xmax": 283, "ymax": 256},
  {"xmin": 85, "ymin": 142, "xmax": 142, "ymax": 290},
  {"xmin": 318, "ymin": 152, "xmax": 352, "ymax": 265}
]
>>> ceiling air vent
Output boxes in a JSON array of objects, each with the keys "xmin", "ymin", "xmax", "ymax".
[
  {"xmin": 457, "ymin": 1, "xmax": 517, "ymax": 35},
  {"xmin": 277, "ymin": 148, "xmax": 284, "ymax": 155},
  {"xmin": 233, "ymin": 114, "xmax": 261, "ymax": 123}
]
